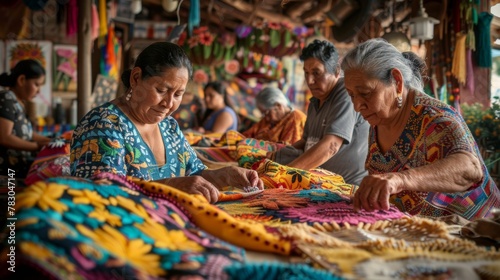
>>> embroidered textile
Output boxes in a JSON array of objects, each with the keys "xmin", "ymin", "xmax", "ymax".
[
  {"xmin": 242, "ymin": 109, "xmax": 306, "ymax": 145},
  {"xmin": 26, "ymin": 136, "xmax": 72, "ymax": 185},
  {"xmin": 1, "ymin": 176, "xmax": 244, "ymax": 279},
  {"xmin": 216, "ymin": 188, "xmax": 405, "ymax": 226},
  {"xmin": 252, "ymin": 159, "xmax": 355, "ymax": 195}
]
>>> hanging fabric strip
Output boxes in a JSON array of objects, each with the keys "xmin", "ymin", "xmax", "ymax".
[
  {"xmin": 188, "ymin": 0, "xmax": 200, "ymax": 35},
  {"xmin": 98, "ymin": 0, "xmax": 108, "ymax": 38},
  {"xmin": 66, "ymin": 0, "xmax": 78, "ymax": 36}
]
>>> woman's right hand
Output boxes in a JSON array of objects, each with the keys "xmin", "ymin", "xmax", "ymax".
[
  {"xmin": 36, "ymin": 139, "xmax": 52, "ymax": 150},
  {"xmin": 158, "ymin": 176, "xmax": 220, "ymax": 203}
]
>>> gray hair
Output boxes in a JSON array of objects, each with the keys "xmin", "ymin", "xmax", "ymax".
[
  {"xmin": 341, "ymin": 38, "xmax": 425, "ymax": 92},
  {"xmin": 256, "ymin": 87, "xmax": 291, "ymax": 109}
]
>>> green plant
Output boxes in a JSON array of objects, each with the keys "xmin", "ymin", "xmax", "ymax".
[{"xmin": 461, "ymin": 97, "xmax": 500, "ymax": 176}]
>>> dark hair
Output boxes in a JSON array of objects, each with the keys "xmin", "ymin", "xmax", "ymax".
[
  {"xmin": 341, "ymin": 38, "xmax": 425, "ymax": 92},
  {"xmin": 120, "ymin": 42, "xmax": 193, "ymax": 89},
  {"xmin": 299, "ymin": 39, "xmax": 339, "ymax": 74},
  {"xmin": 402, "ymin": 51, "xmax": 428, "ymax": 84},
  {"xmin": 0, "ymin": 59, "xmax": 45, "ymax": 87},
  {"xmin": 202, "ymin": 81, "xmax": 235, "ymax": 121}
]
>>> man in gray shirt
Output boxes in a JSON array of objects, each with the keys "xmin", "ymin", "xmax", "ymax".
[{"xmin": 269, "ymin": 40, "xmax": 369, "ymax": 185}]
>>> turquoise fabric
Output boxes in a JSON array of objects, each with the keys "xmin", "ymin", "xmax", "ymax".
[{"xmin": 475, "ymin": 12, "xmax": 493, "ymax": 68}]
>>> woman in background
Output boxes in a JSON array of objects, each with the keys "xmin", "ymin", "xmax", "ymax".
[
  {"xmin": 0, "ymin": 59, "xmax": 51, "ymax": 178},
  {"xmin": 242, "ymin": 87, "xmax": 306, "ymax": 145},
  {"xmin": 196, "ymin": 81, "xmax": 238, "ymax": 133},
  {"xmin": 171, "ymin": 81, "xmax": 205, "ymax": 130}
]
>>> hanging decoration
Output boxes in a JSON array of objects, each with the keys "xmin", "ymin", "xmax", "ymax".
[
  {"xmin": 179, "ymin": 26, "xmax": 237, "ymax": 67},
  {"xmin": 235, "ymin": 21, "xmax": 312, "ymax": 59},
  {"xmin": 188, "ymin": 0, "xmax": 200, "ymax": 35},
  {"xmin": 235, "ymin": 49, "xmax": 283, "ymax": 81}
]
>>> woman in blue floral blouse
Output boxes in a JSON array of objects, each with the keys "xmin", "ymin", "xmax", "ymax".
[{"xmin": 70, "ymin": 42, "xmax": 263, "ymax": 203}]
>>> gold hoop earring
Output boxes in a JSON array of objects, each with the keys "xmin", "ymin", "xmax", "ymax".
[{"xmin": 125, "ymin": 89, "xmax": 132, "ymax": 101}]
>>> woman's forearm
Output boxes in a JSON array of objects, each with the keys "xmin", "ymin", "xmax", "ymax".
[
  {"xmin": 0, "ymin": 134, "xmax": 38, "ymax": 151},
  {"xmin": 32, "ymin": 132, "xmax": 51, "ymax": 142},
  {"xmin": 288, "ymin": 135, "xmax": 342, "ymax": 170},
  {"xmin": 397, "ymin": 152, "xmax": 483, "ymax": 193},
  {"xmin": 292, "ymin": 139, "xmax": 306, "ymax": 150}
]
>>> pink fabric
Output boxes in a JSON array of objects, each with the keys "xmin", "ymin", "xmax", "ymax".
[
  {"xmin": 91, "ymin": 3, "xmax": 100, "ymax": 41},
  {"xmin": 66, "ymin": 0, "xmax": 78, "ymax": 36},
  {"xmin": 466, "ymin": 49, "xmax": 475, "ymax": 95},
  {"xmin": 25, "ymin": 139, "xmax": 71, "ymax": 185}
]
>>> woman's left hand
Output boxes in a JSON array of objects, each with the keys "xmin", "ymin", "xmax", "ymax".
[
  {"xmin": 202, "ymin": 166, "xmax": 264, "ymax": 190},
  {"xmin": 353, "ymin": 172, "xmax": 403, "ymax": 212}
]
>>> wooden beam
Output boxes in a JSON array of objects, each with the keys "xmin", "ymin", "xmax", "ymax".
[
  {"xmin": 301, "ymin": 0, "xmax": 334, "ymax": 23},
  {"xmin": 220, "ymin": 0, "xmax": 303, "ymax": 26},
  {"xmin": 284, "ymin": 1, "xmax": 313, "ymax": 19}
]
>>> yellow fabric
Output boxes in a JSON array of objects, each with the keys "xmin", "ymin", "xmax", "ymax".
[
  {"xmin": 253, "ymin": 159, "xmax": 355, "ymax": 196},
  {"xmin": 451, "ymin": 32, "xmax": 467, "ymax": 85},
  {"xmin": 131, "ymin": 177, "xmax": 292, "ymax": 255},
  {"xmin": 98, "ymin": 0, "xmax": 108, "ymax": 37}
]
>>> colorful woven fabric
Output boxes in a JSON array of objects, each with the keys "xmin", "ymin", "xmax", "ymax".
[
  {"xmin": 367, "ymin": 92, "xmax": 500, "ymax": 220},
  {"xmin": 224, "ymin": 262, "xmax": 344, "ymax": 280},
  {"xmin": 2, "ymin": 175, "xmax": 245, "ymax": 279},
  {"xmin": 194, "ymin": 147, "xmax": 237, "ymax": 163},
  {"xmin": 216, "ymin": 188, "xmax": 405, "ymax": 226},
  {"xmin": 25, "ymin": 138, "xmax": 71, "ymax": 185},
  {"xmin": 236, "ymin": 138, "xmax": 286, "ymax": 168},
  {"xmin": 252, "ymin": 159, "xmax": 355, "ymax": 195}
]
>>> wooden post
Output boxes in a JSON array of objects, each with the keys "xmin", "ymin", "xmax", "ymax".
[{"xmin": 77, "ymin": 2, "xmax": 92, "ymax": 120}]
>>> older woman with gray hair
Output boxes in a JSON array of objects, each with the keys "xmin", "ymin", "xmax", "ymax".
[
  {"xmin": 242, "ymin": 87, "xmax": 306, "ymax": 145},
  {"xmin": 342, "ymin": 38, "xmax": 500, "ymax": 220}
]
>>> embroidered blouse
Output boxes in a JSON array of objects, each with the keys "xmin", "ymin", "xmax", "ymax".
[
  {"xmin": 366, "ymin": 91, "xmax": 500, "ymax": 220},
  {"xmin": 70, "ymin": 102, "xmax": 206, "ymax": 180}
]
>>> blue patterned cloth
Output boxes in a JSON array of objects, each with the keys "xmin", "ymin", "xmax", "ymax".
[{"xmin": 70, "ymin": 102, "xmax": 206, "ymax": 180}]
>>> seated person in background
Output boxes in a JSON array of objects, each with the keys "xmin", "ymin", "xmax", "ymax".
[
  {"xmin": 342, "ymin": 38, "xmax": 500, "ymax": 220},
  {"xmin": 242, "ymin": 87, "xmax": 306, "ymax": 145},
  {"xmin": 196, "ymin": 81, "xmax": 238, "ymax": 134},
  {"xmin": 70, "ymin": 42, "xmax": 263, "ymax": 203},
  {"xmin": 171, "ymin": 81, "xmax": 205, "ymax": 131},
  {"xmin": 268, "ymin": 40, "xmax": 369, "ymax": 186},
  {"xmin": 0, "ymin": 59, "xmax": 52, "ymax": 178}
]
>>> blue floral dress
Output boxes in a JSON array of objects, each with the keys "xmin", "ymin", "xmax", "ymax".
[{"xmin": 70, "ymin": 102, "xmax": 206, "ymax": 180}]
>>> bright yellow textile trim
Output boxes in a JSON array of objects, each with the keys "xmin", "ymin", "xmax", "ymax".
[{"xmin": 131, "ymin": 177, "xmax": 292, "ymax": 255}]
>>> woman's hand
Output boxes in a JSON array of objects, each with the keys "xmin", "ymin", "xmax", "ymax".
[
  {"xmin": 159, "ymin": 176, "xmax": 220, "ymax": 203},
  {"xmin": 36, "ymin": 139, "xmax": 52, "ymax": 150},
  {"xmin": 194, "ymin": 127, "xmax": 206, "ymax": 134},
  {"xmin": 202, "ymin": 166, "xmax": 264, "ymax": 190},
  {"xmin": 353, "ymin": 172, "xmax": 403, "ymax": 212}
]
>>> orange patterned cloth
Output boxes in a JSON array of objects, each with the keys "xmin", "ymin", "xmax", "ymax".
[
  {"xmin": 252, "ymin": 158, "xmax": 356, "ymax": 196},
  {"xmin": 242, "ymin": 110, "xmax": 306, "ymax": 145}
]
